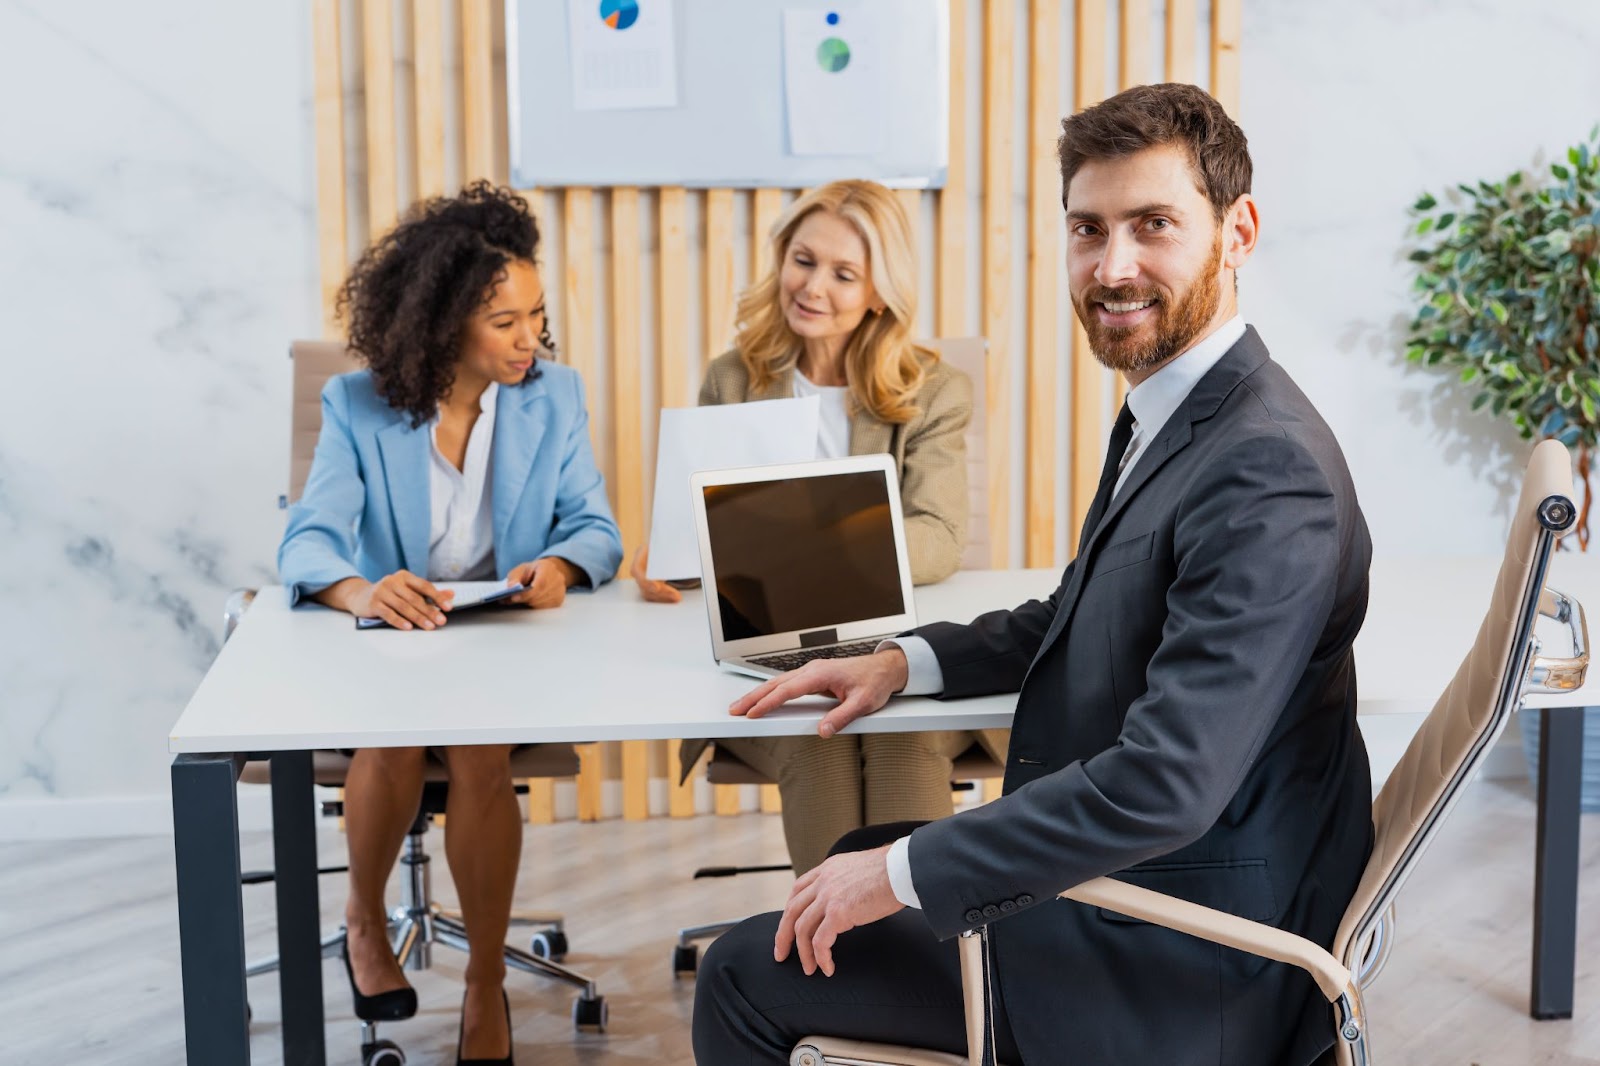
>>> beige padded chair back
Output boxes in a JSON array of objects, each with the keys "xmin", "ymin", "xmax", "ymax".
[
  {"xmin": 921, "ymin": 338, "xmax": 992, "ymax": 570},
  {"xmin": 287, "ymin": 339, "xmax": 362, "ymax": 506},
  {"xmin": 1333, "ymin": 439, "xmax": 1581, "ymax": 967}
]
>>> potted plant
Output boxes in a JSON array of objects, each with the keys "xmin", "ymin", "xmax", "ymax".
[{"xmin": 1404, "ymin": 128, "xmax": 1600, "ymax": 810}]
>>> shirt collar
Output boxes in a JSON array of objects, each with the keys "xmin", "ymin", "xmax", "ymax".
[
  {"xmin": 1125, "ymin": 315, "xmax": 1246, "ymax": 439},
  {"xmin": 430, "ymin": 381, "xmax": 500, "ymax": 427}
]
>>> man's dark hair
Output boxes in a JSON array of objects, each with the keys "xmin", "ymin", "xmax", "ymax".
[
  {"xmin": 338, "ymin": 180, "xmax": 552, "ymax": 427},
  {"xmin": 1058, "ymin": 83, "xmax": 1251, "ymax": 220}
]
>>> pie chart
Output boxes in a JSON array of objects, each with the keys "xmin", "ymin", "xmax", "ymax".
[
  {"xmin": 599, "ymin": 0, "xmax": 639, "ymax": 31},
  {"xmin": 816, "ymin": 36, "xmax": 851, "ymax": 73}
]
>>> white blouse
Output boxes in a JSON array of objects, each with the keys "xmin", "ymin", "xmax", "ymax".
[
  {"xmin": 792, "ymin": 369, "xmax": 851, "ymax": 458},
  {"xmin": 427, "ymin": 382, "xmax": 498, "ymax": 581}
]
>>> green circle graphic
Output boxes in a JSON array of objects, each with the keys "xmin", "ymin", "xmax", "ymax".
[{"xmin": 816, "ymin": 36, "xmax": 851, "ymax": 73}]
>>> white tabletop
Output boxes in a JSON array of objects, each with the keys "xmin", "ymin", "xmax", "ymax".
[{"xmin": 169, "ymin": 555, "xmax": 1600, "ymax": 754}]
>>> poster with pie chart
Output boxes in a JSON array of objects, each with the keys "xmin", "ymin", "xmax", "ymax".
[
  {"xmin": 566, "ymin": 0, "xmax": 678, "ymax": 111},
  {"xmin": 781, "ymin": 8, "xmax": 885, "ymax": 156},
  {"xmin": 509, "ymin": 0, "xmax": 948, "ymax": 187}
]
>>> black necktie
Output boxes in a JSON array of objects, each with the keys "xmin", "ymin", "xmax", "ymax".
[{"xmin": 1077, "ymin": 402, "xmax": 1135, "ymax": 554}]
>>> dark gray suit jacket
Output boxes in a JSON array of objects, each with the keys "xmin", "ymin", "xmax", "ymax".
[{"xmin": 907, "ymin": 328, "xmax": 1373, "ymax": 1066}]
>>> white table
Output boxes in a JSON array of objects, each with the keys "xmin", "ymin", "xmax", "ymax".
[{"xmin": 167, "ymin": 559, "xmax": 1596, "ymax": 1063}]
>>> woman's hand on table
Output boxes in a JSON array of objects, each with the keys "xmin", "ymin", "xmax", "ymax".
[
  {"xmin": 630, "ymin": 546, "xmax": 683, "ymax": 604},
  {"xmin": 506, "ymin": 557, "xmax": 580, "ymax": 609}
]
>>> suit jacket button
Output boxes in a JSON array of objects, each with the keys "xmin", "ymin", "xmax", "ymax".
[
  {"xmin": 982, "ymin": 904, "xmax": 1001, "ymax": 919},
  {"xmin": 1017, "ymin": 894, "xmax": 1034, "ymax": 906},
  {"xmin": 999, "ymin": 900, "xmax": 1017, "ymax": 913},
  {"xmin": 965, "ymin": 908, "xmax": 984, "ymax": 924}
]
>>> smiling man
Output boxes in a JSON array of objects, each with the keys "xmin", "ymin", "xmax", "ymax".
[{"xmin": 692, "ymin": 84, "xmax": 1373, "ymax": 1066}]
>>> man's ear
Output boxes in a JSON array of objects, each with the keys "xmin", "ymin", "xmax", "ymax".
[{"xmin": 1223, "ymin": 194, "xmax": 1260, "ymax": 271}]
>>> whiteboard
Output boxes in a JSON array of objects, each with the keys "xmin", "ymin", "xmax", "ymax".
[{"xmin": 507, "ymin": 0, "xmax": 949, "ymax": 189}]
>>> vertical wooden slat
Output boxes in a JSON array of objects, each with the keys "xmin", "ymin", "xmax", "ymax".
[
  {"xmin": 1165, "ymin": 0, "xmax": 1199, "ymax": 84},
  {"xmin": 659, "ymin": 187, "xmax": 691, "ymax": 407},
  {"xmin": 576, "ymin": 743, "xmax": 603, "ymax": 822},
  {"xmin": 362, "ymin": 0, "xmax": 398, "ymax": 233},
  {"xmin": 1025, "ymin": 0, "xmax": 1061, "ymax": 569},
  {"xmin": 760, "ymin": 784, "xmax": 783, "ymax": 813},
  {"xmin": 526, "ymin": 779, "xmax": 555, "ymax": 824},
  {"xmin": 461, "ymin": 0, "xmax": 495, "ymax": 180},
  {"xmin": 704, "ymin": 189, "xmax": 736, "ymax": 358},
  {"xmin": 413, "ymin": 0, "xmax": 446, "ymax": 200},
  {"xmin": 1119, "ymin": 0, "xmax": 1152, "ymax": 91},
  {"xmin": 936, "ymin": 0, "xmax": 967, "ymax": 338},
  {"xmin": 312, "ymin": 0, "xmax": 347, "ymax": 335},
  {"xmin": 609, "ymin": 187, "xmax": 645, "ymax": 554},
  {"xmin": 1069, "ymin": 0, "xmax": 1111, "ymax": 540},
  {"xmin": 669, "ymin": 742, "xmax": 698, "ymax": 818},
  {"xmin": 1211, "ymin": 0, "xmax": 1243, "ymax": 115},
  {"xmin": 894, "ymin": 188, "xmax": 921, "ymax": 230},
  {"xmin": 561, "ymin": 190, "xmax": 597, "ymax": 391},
  {"xmin": 715, "ymin": 784, "xmax": 744, "ymax": 816},
  {"xmin": 621, "ymin": 740, "xmax": 649, "ymax": 820},
  {"xmin": 980, "ymin": 0, "xmax": 1014, "ymax": 567},
  {"xmin": 751, "ymin": 188, "xmax": 784, "ymax": 279}
]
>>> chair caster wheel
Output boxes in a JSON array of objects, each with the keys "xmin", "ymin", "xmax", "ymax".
[
  {"xmin": 529, "ymin": 928, "xmax": 568, "ymax": 961},
  {"xmin": 572, "ymin": 994, "xmax": 608, "ymax": 1032},
  {"xmin": 672, "ymin": 944, "xmax": 699, "ymax": 978},
  {"xmin": 363, "ymin": 1037, "xmax": 406, "ymax": 1066}
]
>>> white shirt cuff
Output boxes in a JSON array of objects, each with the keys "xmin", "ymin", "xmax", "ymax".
[
  {"xmin": 886, "ymin": 835, "xmax": 922, "ymax": 909},
  {"xmin": 876, "ymin": 636, "xmax": 945, "ymax": 696}
]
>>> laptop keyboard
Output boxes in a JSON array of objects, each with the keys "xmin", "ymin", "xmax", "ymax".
[{"xmin": 745, "ymin": 639, "xmax": 884, "ymax": 673}]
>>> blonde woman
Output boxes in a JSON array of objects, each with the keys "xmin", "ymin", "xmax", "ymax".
[{"xmin": 631, "ymin": 179, "xmax": 1005, "ymax": 874}]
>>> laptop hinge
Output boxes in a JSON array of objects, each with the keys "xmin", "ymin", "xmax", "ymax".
[{"xmin": 799, "ymin": 628, "xmax": 839, "ymax": 648}]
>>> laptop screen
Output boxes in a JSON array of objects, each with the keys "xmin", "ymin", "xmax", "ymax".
[{"xmin": 701, "ymin": 469, "xmax": 906, "ymax": 641}]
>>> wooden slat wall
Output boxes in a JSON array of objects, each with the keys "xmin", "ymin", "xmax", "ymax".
[{"xmin": 312, "ymin": 0, "xmax": 1239, "ymax": 822}]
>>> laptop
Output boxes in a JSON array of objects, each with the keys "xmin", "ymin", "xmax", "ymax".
[{"xmin": 689, "ymin": 454, "xmax": 917, "ymax": 679}]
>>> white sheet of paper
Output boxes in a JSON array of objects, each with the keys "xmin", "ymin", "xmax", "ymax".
[
  {"xmin": 567, "ymin": 0, "xmax": 679, "ymax": 111},
  {"xmin": 781, "ymin": 7, "xmax": 886, "ymax": 156},
  {"xmin": 646, "ymin": 396, "xmax": 822, "ymax": 580}
]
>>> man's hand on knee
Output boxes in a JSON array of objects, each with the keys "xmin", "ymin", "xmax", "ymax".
[{"xmin": 774, "ymin": 844, "xmax": 904, "ymax": 977}]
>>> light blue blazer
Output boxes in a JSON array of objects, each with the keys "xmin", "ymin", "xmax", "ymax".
[{"xmin": 278, "ymin": 362, "xmax": 623, "ymax": 605}]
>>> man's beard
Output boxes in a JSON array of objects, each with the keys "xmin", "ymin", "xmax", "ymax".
[{"xmin": 1074, "ymin": 234, "xmax": 1224, "ymax": 376}]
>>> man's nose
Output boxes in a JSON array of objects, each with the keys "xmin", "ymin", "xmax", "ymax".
[{"xmin": 1094, "ymin": 231, "xmax": 1139, "ymax": 288}]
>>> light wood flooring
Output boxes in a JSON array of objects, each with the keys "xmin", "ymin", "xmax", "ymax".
[{"xmin": 1, "ymin": 779, "xmax": 1597, "ymax": 1065}]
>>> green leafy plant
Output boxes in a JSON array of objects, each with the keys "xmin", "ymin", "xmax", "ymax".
[{"xmin": 1405, "ymin": 127, "xmax": 1600, "ymax": 545}]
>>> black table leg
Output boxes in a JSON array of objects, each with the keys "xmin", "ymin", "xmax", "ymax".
[
  {"xmin": 271, "ymin": 751, "xmax": 326, "ymax": 1065},
  {"xmin": 1531, "ymin": 706, "xmax": 1585, "ymax": 1019},
  {"xmin": 173, "ymin": 752, "xmax": 250, "ymax": 1064}
]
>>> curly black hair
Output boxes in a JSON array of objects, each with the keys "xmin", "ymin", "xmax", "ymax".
[{"xmin": 337, "ymin": 181, "xmax": 555, "ymax": 426}]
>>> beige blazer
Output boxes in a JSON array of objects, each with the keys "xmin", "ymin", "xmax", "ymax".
[{"xmin": 678, "ymin": 347, "xmax": 974, "ymax": 781}]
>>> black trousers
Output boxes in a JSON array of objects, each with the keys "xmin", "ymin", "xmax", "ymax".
[{"xmin": 692, "ymin": 821, "xmax": 1022, "ymax": 1064}]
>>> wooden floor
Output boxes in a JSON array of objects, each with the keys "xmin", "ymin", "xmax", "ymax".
[{"xmin": 1, "ymin": 780, "xmax": 1597, "ymax": 1065}]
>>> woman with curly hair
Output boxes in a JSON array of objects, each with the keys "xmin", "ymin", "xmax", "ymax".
[
  {"xmin": 278, "ymin": 181, "xmax": 622, "ymax": 1064},
  {"xmin": 632, "ymin": 179, "xmax": 1006, "ymax": 875}
]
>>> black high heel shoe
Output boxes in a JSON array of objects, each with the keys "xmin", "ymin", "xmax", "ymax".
[
  {"xmin": 456, "ymin": 988, "xmax": 514, "ymax": 1066},
  {"xmin": 340, "ymin": 934, "xmax": 418, "ymax": 1022}
]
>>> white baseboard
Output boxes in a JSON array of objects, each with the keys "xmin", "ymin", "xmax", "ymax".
[{"xmin": 0, "ymin": 790, "xmax": 278, "ymax": 842}]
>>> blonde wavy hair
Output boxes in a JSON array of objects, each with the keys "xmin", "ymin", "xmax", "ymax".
[{"xmin": 734, "ymin": 180, "xmax": 934, "ymax": 425}]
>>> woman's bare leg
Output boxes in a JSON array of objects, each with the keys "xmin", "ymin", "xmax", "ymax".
[
  {"xmin": 343, "ymin": 745, "xmax": 427, "ymax": 995},
  {"xmin": 442, "ymin": 744, "xmax": 521, "ymax": 1059}
]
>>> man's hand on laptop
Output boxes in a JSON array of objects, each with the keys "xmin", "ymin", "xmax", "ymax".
[{"xmin": 729, "ymin": 647, "xmax": 909, "ymax": 738}]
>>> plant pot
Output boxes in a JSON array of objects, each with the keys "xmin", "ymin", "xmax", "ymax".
[{"xmin": 1518, "ymin": 707, "xmax": 1600, "ymax": 812}]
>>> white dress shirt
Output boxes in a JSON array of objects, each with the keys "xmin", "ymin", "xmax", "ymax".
[
  {"xmin": 882, "ymin": 315, "xmax": 1247, "ymax": 908},
  {"xmin": 792, "ymin": 369, "xmax": 852, "ymax": 459},
  {"xmin": 427, "ymin": 382, "xmax": 498, "ymax": 582}
]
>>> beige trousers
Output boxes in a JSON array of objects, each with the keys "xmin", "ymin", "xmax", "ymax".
[{"xmin": 717, "ymin": 728, "xmax": 1010, "ymax": 875}]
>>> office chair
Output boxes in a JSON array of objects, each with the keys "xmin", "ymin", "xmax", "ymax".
[
  {"xmin": 788, "ymin": 439, "xmax": 1587, "ymax": 1066},
  {"xmin": 671, "ymin": 338, "xmax": 1011, "ymax": 977},
  {"xmin": 233, "ymin": 341, "xmax": 606, "ymax": 1066}
]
